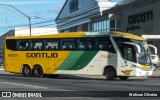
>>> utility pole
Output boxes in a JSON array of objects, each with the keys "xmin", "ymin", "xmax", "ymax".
[{"xmin": 0, "ymin": 4, "xmax": 32, "ymax": 36}]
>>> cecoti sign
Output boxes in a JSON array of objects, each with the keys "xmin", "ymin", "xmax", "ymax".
[{"xmin": 128, "ymin": 10, "xmax": 153, "ymax": 25}]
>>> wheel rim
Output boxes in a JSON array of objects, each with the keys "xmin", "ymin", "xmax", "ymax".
[
  {"xmin": 105, "ymin": 68, "xmax": 116, "ymax": 80},
  {"xmin": 23, "ymin": 66, "xmax": 31, "ymax": 77},
  {"xmin": 109, "ymin": 70, "xmax": 115, "ymax": 77},
  {"xmin": 24, "ymin": 68, "xmax": 29, "ymax": 74},
  {"xmin": 33, "ymin": 66, "xmax": 43, "ymax": 77}
]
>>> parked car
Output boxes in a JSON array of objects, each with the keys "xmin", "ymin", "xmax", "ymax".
[
  {"xmin": 148, "ymin": 44, "xmax": 160, "ymax": 71},
  {"xmin": 151, "ymin": 54, "xmax": 160, "ymax": 71}
]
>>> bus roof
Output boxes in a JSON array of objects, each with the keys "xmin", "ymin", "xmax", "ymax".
[
  {"xmin": 109, "ymin": 32, "xmax": 145, "ymax": 40},
  {"xmin": 5, "ymin": 31, "xmax": 145, "ymax": 41}
]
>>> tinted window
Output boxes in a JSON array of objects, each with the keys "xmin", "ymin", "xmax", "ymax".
[
  {"xmin": 61, "ymin": 39, "xmax": 76, "ymax": 50},
  {"xmin": 45, "ymin": 39, "xmax": 59, "ymax": 50},
  {"xmin": 96, "ymin": 37, "xmax": 116, "ymax": 53},
  {"xmin": 31, "ymin": 39, "xmax": 43, "ymax": 50},
  {"xmin": 6, "ymin": 39, "xmax": 17, "ymax": 50},
  {"xmin": 19, "ymin": 40, "xmax": 29, "ymax": 50},
  {"xmin": 78, "ymin": 38, "xmax": 94, "ymax": 50}
]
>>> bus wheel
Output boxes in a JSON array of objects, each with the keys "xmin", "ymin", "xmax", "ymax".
[
  {"xmin": 32, "ymin": 65, "xmax": 43, "ymax": 77},
  {"xmin": 22, "ymin": 65, "xmax": 32, "ymax": 77},
  {"xmin": 105, "ymin": 67, "xmax": 117, "ymax": 80},
  {"xmin": 119, "ymin": 76, "xmax": 129, "ymax": 80}
]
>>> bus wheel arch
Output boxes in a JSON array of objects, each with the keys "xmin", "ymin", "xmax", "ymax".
[
  {"xmin": 103, "ymin": 66, "xmax": 117, "ymax": 80},
  {"xmin": 32, "ymin": 64, "xmax": 44, "ymax": 77},
  {"xmin": 22, "ymin": 64, "xmax": 32, "ymax": 77}
]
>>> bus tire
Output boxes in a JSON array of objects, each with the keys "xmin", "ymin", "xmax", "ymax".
[
  {"xmin": 104, "ymin": 67, "xmax": 117, "ymax": 80},
  {"xmin": 22, "ymin": 65, "xmax": 32, "ymax": 77},
  {"xmin": 119, "ymin": 76, "xmax": 129, "ymax": 80},
  {"xmin": 32, "ymin": 65, "xmax": 43, "ymax": 77}
]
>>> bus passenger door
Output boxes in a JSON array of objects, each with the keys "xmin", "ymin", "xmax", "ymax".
[
  {"xmin": 123, "ymin": 44, "xmax": 136, "ymax": 63},
  {"xmin": 122, "ymin": 42, "xmax": 140, "ymax": 75}
]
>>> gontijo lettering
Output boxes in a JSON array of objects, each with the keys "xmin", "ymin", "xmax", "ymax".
[{"xmin": 26, "ymin": 53, "xmax": 58, "ymax": 58}]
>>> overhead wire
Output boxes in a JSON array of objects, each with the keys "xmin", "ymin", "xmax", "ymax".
[{"xmin": 0, "ymin": 5, "xmax": 61, "ymax": 34}]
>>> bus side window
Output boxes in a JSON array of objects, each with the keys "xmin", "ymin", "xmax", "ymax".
[
  {"xmin": 78, "ymin": 41, "xmax": 85, "ymax": 50},
  {"xmin": 46, "ymin": 39, "xmax": 59, "ymax": 50},
  {"xmin": 31, "ymin": 39, "xmax": 43, "ymax": 50},
  {"xmin": 61, "ymin": 39, "xmax": 76, "ymax": 50},
  {"xmin": 99, "ymin": 45, "xmax": 103, "ymax": 50},
  {"xmin": 62, "ymin": 45, "xmax": 66, "ymax": 50},
  {"xmin": 19, "ymin": 40, "xmax": 29, "ymax": 50},
  {"xmin": 6, "ymin": 39, "xmax": 17, "ymax": 50},
  {"xmin": 96, "ymin": 37, "xmax": 116, "ymax": 53},
  {"xmin": 79, "ymin": 44, "xmax": 84, "ymax": 50}
]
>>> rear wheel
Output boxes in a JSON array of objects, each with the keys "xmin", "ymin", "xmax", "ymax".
[
  {"xmin": 32, "ymin": 65, "xmax": 43, "ymax": 77},
  {"xmin": 104, "ymin": 67, "xmax": 117, "ymax": 80},
  {"xmin": 22, "ymin": 65, "xmax": 32, "ymax": 77},
  {"xmin": 119, "ymin": 76, "xmax": 129, "ymax": 80}
]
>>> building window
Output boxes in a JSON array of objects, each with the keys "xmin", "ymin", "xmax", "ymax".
[
  {"xmin": 69, "ymin": 0, "xmax": 79, "ymax": 12},
  {"xmin": 91, "ymin": 20, "xmax": 122, "ymax": 32},
  {"xmin": 110, "ymin": 20, "xmax": 116, "ymax": 31}
]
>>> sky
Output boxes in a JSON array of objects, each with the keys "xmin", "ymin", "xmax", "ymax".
[{"xmin": 0, "ymin": 0, "xmax": 122, "ymax": 35}]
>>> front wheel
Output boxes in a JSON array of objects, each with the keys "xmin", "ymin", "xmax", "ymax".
[
  {"xmin": 119, "ymin": 76, "xmax": 129, "ymax": 80},
  {"xmin": 104, "ymin": 67, "xmax": 117, "ymax": 80},
  {"xmin": 22, "ymin": 65, "xmax": 32, "ymax": 77},
  {"xmin": 32, "ymin": 65, "xmax": 43, "ymax": 77}
]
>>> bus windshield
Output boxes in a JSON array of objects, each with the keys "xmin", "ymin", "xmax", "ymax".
[
  {"xmin": 135, "ymin": 40, "xmax": 151, "ymax": 65},
  {"xmin": 113, "ymin": 37, "xmax": 151, "ymax": 65}
]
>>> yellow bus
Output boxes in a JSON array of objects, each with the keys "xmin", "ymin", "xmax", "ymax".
[{"xmin": 4, "ymin": 32, "xmax": 153, "ymax": 80}]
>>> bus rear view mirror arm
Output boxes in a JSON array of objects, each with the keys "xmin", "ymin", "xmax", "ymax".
[
  {"xmin": 148, "ymin": 44, "xmax": 157, "ymax": 55},
  {"xmin": 123, "ymin": 42, "xmax": 141, "ymax": 54}
]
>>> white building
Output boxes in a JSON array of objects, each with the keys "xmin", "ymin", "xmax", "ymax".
[{"xmin": 14, "ymin": 28, "xmax": 58, "ymax": 36}]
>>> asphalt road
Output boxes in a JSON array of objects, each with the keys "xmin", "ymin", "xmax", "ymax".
[
  {"xmin": 0, "ymin": 70, "xmax": 160, "ymax": 100},
  {"xmin": 0, "ymin": 73, "xmax": 159, "ymax": 91}
]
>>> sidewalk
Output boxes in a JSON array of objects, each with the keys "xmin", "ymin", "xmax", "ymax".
[{"xmin": 0, "ymin": 65, "xmax": 4, "ymax": 71}]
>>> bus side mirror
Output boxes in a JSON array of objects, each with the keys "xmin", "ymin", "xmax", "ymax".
[
  {"xmin": 135, "ymin": 45, "xmax": 141, "ymax": 54},
  {"xmin": 148, "ymin": 44, "xmax": 157, "ymax": 55},
  {"xmin": 123, "ymin": 42, "xmax": 141, "ymax": 53}
]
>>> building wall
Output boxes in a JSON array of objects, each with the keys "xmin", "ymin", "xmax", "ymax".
[
  {"xmin": 121, "ymin": 1, "xmax": 160, "ymax": 35},
  {"xmin": 111, "ymin": 0, "xmax": 160, "ymax": 56},
  {"xmin": 0, "ymin": 30, "xmax": 15, "ymax": 58},
  {"xmin": 58, "ymin": 0, "xmax": 98, "ymax": 20},
  {"xmin": 56, "ymin": 0, "xmax": 116, "ymax": 32}
]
